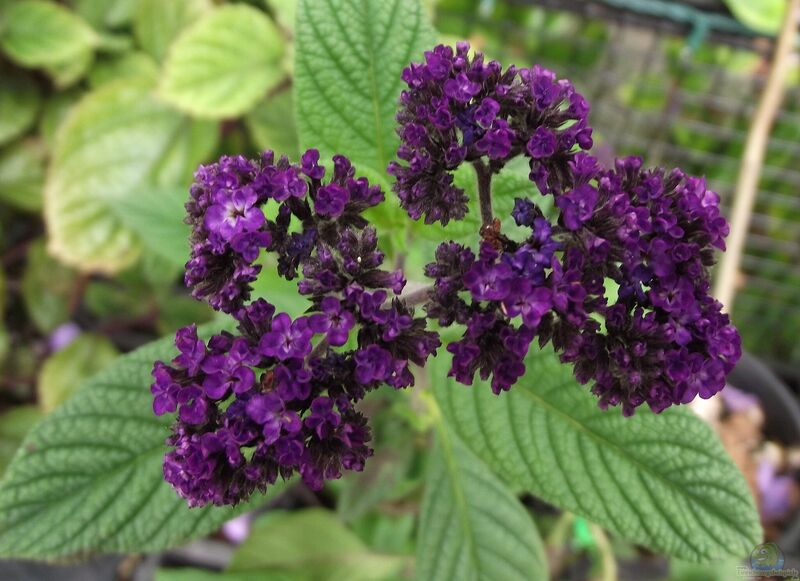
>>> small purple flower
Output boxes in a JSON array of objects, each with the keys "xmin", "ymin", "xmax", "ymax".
[
  {"xmin": 315, "ymin": 184, "xmax": 349, "ymax": 218},
  {"xmin": 308, "ymin": 297, "xmax": 355, "ymax": 346},
  {"xmin": 304, "ymin": 397, "xmax": 341, "ymax": 439},
  {"xmin": 354, "ymin": 345, "xmax": 393, "ymax": 384},
  {"xmin": 173, "ymin": 325, "xmax": 206, "ymax": 375},
  {"xmin": 444, "ymin": 72, "xmax": 480, "ymax": 102},
  {"xmin": 259, "ymin": 313, "xmax": 313, "ymax": 360},
  {"xmin": 204, "ymin": 187, "xmax": 264, "ymax": 241},
  {"xmin": 526, "ymin": 127, "xmax": 556, "ymax": 159}
]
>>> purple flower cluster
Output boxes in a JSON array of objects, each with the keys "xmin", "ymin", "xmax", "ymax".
[
  {"xmin": 423, "ymin": 152, "xmax": 740, "ymax": 415},
  {"xmin": 391, "ymin": 44, "xmax": 740, "ymax": 416},
  {"xmin": 155, "ymin": 150, "xmax": 439, "ymax": 506},
  {"xmin": 388, "ymin": 42, "xmax": 593, "ymax": 225}
]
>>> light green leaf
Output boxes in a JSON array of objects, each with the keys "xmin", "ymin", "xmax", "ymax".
[
  {"xmin": 160, "ymin": 5, "xmax": 285, "ymax": 119},
  {"xmin": 156, "ymin": 569, "xmax": 269, "ymax": 581},
  {"xmin": 294, "ymin": 0, "xmax": 435, "ymax": 177},
  {"xmin": 88, "ymin": 51, "xmax": 159, "ymax": 88},
  {"xmin": 0, "ymin": 323, "xmax": 282, "ymax": 559},
  {"xmin": 0, "ymin": 138, "xmax": 45, "ymax": 212},
  {"xmin": 723, "ymin": 0, "xmax": 784, "ymax": 34},
  {"xmin": 263, "ymin": 0, "xmax": 296, "ymax": 34},
  {"xmin": 45, "ymin": 80, "xmax": 213, "ymax": 273},
  {"xmin": 432, "ymin": 348, "xmax": 763, "ymax": 562},
  {"xmin": 70, "ymin": 0, "xmax": 135, "ymax": 30},
  {"xmin": 0, "ymin": 73, "xmax": 41, "ymax": 146},
  {"xmin": 39, "ymin": 89, "xmax": 83, "ymax": 151},
  {"xmin": 21, "ymin": 239, "xmax": 77, "ymax": 333},
  {"xmin": 42, "ymin": 44, "xmax": 94, "ymax": 88},
  {"xmin": 0, "ymin": 406, "xmax": 43, "ymax": 477},
  {"xmin": 228, "ymin": 508, "xmax": 407, "ymax": 580},
  {"xmin": 0, "ymin": 0, "xmax": 98, "ymax": 68},
  {"xmin": 245, "ymin": 89, "xmax": 299, "ymax": 159},
  {"xmin": 37, "ymin": 334, "xmax": 119, "ymax": 413},
  {"xmin": 110, "ymin": 188, "xmax": 190, "ymax": 267},
  {"xmin": 133, "ymin": 0, "xmax": 211, "ymax": 62},
  {"xmin": 418, "ymin": 409, "xmax": 548, "ymax": 581}
]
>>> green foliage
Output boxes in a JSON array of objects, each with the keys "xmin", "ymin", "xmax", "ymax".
[
  {"xmin": 227, "ymin": 509, "xmax": 408, "ymax": 580},
  {"xmin": 0, "ymin": 322, "xmax": 280, "ymax": 560},
  {"xmin": 245, "ymin": 90, "xmax": 299, "ymax": 158},
  {"xmin": 21, "ymin": 239, "xmax": 78, "ymax": 333},
  {"xmin": 133, "ymin": 0, "xmax": 211, "ymax": 62},
  {"xmin": 110, "ymin": 188, "xmax": 191, "ymax": 268},
  {"xmin": 0, "ymin": 73, "xmax": 41, "ymax": 146},
  {"xmin": 723, "ymin": 0, "xmax": 784, "ymax": 34},
  {"xmin": 295, "ymin": 0, "xmax": 435, "ymax": 178},
  {"xmin": 37, "ymin": 334, "xmax": 119, "ymax": 413},
  {"xmin": 0, "ymin": 406, "xmax": 43, "ymax": 476},
  {"xmin": 0, "ymin": 138, "xmax": 46, "ymax": 212},
  {"xmin": 45, "ymin": 80, "xmax": 215, "ymax": 273},
  {"xmin": 0, "ymin": 0, "xmax": 98, "ymax": 68},
  {"xmin": 419, "ymin": 410, "xmax": 548, "ymax": 580},
  {"xmin": 160, "ymin": 5, "xmax": 286, "ymax": 119},
  {"xmin": 432, "ymin": 349, "xmax": 762, "ymax": 562}
]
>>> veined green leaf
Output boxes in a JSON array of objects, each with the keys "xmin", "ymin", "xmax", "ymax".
[
  {"xmin": 45, "ymin": 80, "xmax": 214, "ymax": 273},
  {"xmin": 133, "ymin": 0, "xmax": 211, "ymax": 62},
  {"xmin": 159, "ymin": 5, "xmax": 285, "ymax": 119},
  {"xmin": 432, "ymin": 348, "xmax": 762, "ymax": 562},
  {"xmin": 294, "ymin": 0, "xmax": 435, "ymax": 178},
  {"xmin": 0, "ymin": 1, "xmax": 98, "ymax": 68},
  {"xmin": 419, "ymin": 402, "xmax": 548, "ymax": 581},
  {"xmin": 0, "ymin": 322, "xmax": 282, "ymax": 559}
]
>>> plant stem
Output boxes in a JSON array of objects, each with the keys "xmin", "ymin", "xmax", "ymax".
[
  {"xmin": 712, "ymin": 0, "xmax": 800, "ymax": 310},
  {"xmin": 473, "ymin": 160, "xmax": 493, "ymax": 227}
]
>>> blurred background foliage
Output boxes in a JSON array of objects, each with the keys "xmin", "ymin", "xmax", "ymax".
[{"xmin": 0, "ymin": 0, "xmax": 795, "ymax": 578}]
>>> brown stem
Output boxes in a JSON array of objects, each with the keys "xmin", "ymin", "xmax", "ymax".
[{"xmin": 473, "ymin": 159, "xmax": 494, "ymax": 227}]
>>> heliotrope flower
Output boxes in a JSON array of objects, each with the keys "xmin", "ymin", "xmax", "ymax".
[
  {"xmin": 389, "ymin": 42, "xmax": 593, "ymax": 225},
  {"xmin": 155, "ymin": 149, "xmax": 439, "ymax": 507}
]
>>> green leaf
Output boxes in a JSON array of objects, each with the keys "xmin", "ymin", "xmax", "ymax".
[
  {"xmin": 21, "ymin": 239, "xmax": 78, "ymax": 333},
  {"xmin": 37, "ymin": 334, "xmax": 119, "ymax": 413},
  {"xmin": 228, "ymin": 508, "xmax": 407, "ymax": 580},
  {"xmin": 42, "ymin": 44, "xmax": 95, "ymax": 88},
  {"xmin": 0, "ymin": 406, "xmax": 43, "ymax": 477},
  {"xmin": 263, "ymin": 0, "xmax": 296, "ymax": 34},
  {"xmin": 45, "ymin": 80, "xmax": 214, "ymax": 273},
  {"xmin": 432, "ymin": 348, "xmax": 763, "ymax": 562},
  {"xmin": 0, "ymin": 72, "xmax": 41, "ymax": 146},
  {"xmin": 88, "ymin": 51, "xmax": 159, "ymax": 88},
  {"xmin": 0, "ymin": 322, "xmax": 282, "ymax": 559},
  {"xmin": 0, "ymin": 0, "xmax": 98, "ymax": 68},
  {"xmin": 244, "ymin": 89, "xmax": 299, "ymax": 159},
  {"xmin": 159, "ymin": 5, "xmax": 285, "ymax": 119},
  {"xmin": 109, "ymin": 188, "xmax": 190, "ymax": 268},
  {"xmin": 156, "ymin": 569, "xmax": 269, "ymax": 581},
  {"xmin": 0, "ymin": 138, "xmax": 45, "ymax": 212},
  {"xmin": 294, "ymin": 0, "xmax": 435, "ymax": 177},
  {"xmin": 39, "ymin": 89, "xmax": 83, "ymax": 151},
  {"xmin": 133, "ymin": 0, "xmax": 211, "ymax": 62},
  {"xmin": 723, "ymin": 0, "xmax": 784, "ymax": 34},
  {"xmin": 419, "ymin": 402, "xmax": 547, "ymax": 581},
  {"xmin": 70, "ymin": 0, "xmax": 135, "ymax": 30}
]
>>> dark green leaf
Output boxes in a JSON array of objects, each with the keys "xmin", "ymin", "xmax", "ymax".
[
  {"xmin": 0, "ymin": 323, "xmax": 283, "ymax": 559},
  {"xmin": 432, "ymin": 348, "xmax": 763, "ymax": 561}
]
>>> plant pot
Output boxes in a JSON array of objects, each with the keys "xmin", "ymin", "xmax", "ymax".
[{"xmin": 727, "ymin": 351, "xmax": 800, "ymax": 553}]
